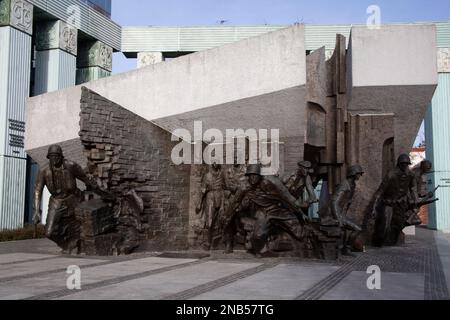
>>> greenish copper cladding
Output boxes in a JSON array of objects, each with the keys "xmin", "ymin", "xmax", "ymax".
[
  {"xmin": 76, "ymin": 67, "xmax": 111, "ymax": 85},
  {"xmin": 35, "ymin": 20, "xmax": 59, "ymax": 50},
  {"xmin": 0, "ymin": 0, "xmax": 12, "ymax": 26},
  {"xmin": 436, "ymin": 22, "xmax": 450, "ymax": 47},
  {"xmin": 26, "ymin": 0, "xmax": 121, "ymax": 51},
  {"xmin": 0, "ymin": 0, "xmax": 33, "ymax": 34},
  {"xmin": 425, "ymin": 73, "xmax": 450, "ymax": 230},
  {"xmin": 77, "ymin": 41, "xmax": 112, "ymax": 72},
  {"xmin": 35, "ymin": 20, "xmax": 77, "ymax": 56}
]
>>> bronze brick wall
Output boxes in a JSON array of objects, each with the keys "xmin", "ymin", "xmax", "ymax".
[{"xmin": 79, "ymin": 87, "xmax": 191, "ymax": 251}]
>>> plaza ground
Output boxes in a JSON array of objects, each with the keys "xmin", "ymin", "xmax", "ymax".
[{"xmin": 0, "ymin": 227, "xmax": 448, "ymax": 300}]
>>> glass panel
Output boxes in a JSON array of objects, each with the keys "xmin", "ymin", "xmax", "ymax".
[{"xmin": 80, "ymin": 0, "xmax": 111, "ymax": 17}]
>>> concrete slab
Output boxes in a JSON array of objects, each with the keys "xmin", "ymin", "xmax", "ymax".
[
  {"xmin": 191, "ymin": 264, "xmax": 339, "ymax": 300},
  {"xmin": 60, "ymin": 261, "xmax": 262, "ymax": 300},
  {"xmin": 320, "ymin": 271, "xmax": 425, "ymax": 300},
  {"xmin": 0, "ymin": 253, "xmax": 57, "ymax": 264},
  {"xmin": 26, "ymin": 25, "xmax": 306, "ymax": 152},
  {"xmin": 349, "ymin": 25, "xmax": 437, "ymax": 87},
  {"xmin": 0, "ymin": 257, "xmax": 107, "ymax": 280},
  {"xmin": 0, "ymin": 257, "xmax": 197, "ymax": 300},
  {"xmin": 348, "ymin": 25, "xmax": 438, "ymax": 156}
]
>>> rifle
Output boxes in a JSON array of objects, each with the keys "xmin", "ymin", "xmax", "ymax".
[
  {"xmin": 405, "ymin": 198, "xmax": 439, "ymax": 226},
  {"xmin": 265, "ymin": 175, "xmax": 311, "ymax": 223},
  {"xmin": 417, "ymin": 198, "xmax": 439, "ymax": 208},
  {"xmin": 422, "ymin": 185, "xmax": 441, "ymax": 200}
]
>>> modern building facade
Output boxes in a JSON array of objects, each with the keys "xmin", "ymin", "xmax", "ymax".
[
  {"xmin": 425, "ymin": 46, "xmax": 450, "ymax": 231},
  {"xmin": 0, "ymin": 0, "xmax": 449, "ymax": 231},
  {"xmin": 81, "ymin": 0, "xmax": 111, "ymax": 17},
  {"xmin": 0, "ymin": 0, "xmax": 119, "ymax": 229}
]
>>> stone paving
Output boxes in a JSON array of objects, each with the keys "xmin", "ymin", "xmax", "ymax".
[{"xmin": 0, "ymin": 227, "xmax": 449, "ymax": 300}]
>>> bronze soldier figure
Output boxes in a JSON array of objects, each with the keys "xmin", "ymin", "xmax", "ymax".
[
  {"xmin": 373, "ymin": 154, "xmax": 419, "ymax": 246},
  {"xmin": 231, "ymin": 164, "xmax": 310, "ymax": 256},
  {"xmin": 408, "ymin": 160, "xmax": 440, "ymax": 226},
  {"xmin": 412, "ymin": 160, "xmax": 433, "ymax": 200},
  {"xmin": 222, "ymin": 162, "xmax": 248, "ymax": 253},
  {"xmin": 33, "ymin": 145, "xmax": 99, "ymax": 253},
  {"xmin": 224, "ymin": 162, "xmax": 248, "ymax": 196},
  {"xmin": 196, "ymin": 163, "xmax": 228, "ymax": 250},
  {"xmin": 330, "ymin": 165, "xmax": 364, "ymax": 255},
  {"xmin": 408, "ymin": 160, "xmax": 432, "ymax": 226},
  {"xmin": 282, "ymin": 161, "xmax": 318, "ymax": 210}
]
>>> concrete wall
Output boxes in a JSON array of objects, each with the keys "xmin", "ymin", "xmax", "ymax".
[
  {"xmin": 349, "ymin": 25, "xmax": 438, "ymax": 87},
  {"xmin": 26, "ymin": 87, "xmax": 83, "ymax": 158},
  {"xmin": 347, "ymin": 25, "xmax": 438, "ymax": 156},
  {"xmin": 26, "ymin": 138, "xmax": 86, "ymax": 169},
  {"xmin": 347, "ymin": 113, "xmax": 395, "ymax": 229},
  {"xmin": 26, "ymin": 24, "xmax": 307, "ymax": 152}
]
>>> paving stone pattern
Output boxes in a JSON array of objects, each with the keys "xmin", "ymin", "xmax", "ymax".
[{"xmin": 0, "ymin": 228, "xmax": 448, "ymax": 300}]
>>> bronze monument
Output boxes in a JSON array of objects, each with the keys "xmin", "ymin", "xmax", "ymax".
[
  {"xmin": 33, "ymin": 145, "xmax": 100, "ymax": 254},
  {"xmin": 373, "ymin": 154, "xmax": 419, "ymax": 246},
  {"xmin": 330, "ymin": 165, "xmax": 364, "ymax": 255}
]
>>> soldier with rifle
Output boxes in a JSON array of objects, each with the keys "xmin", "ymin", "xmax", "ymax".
[
  {"xmin": 407, "ymin": 160, "xmax": 439, "ymax": 226},
  {"xmin": 279, "ymin": 160, "xmax": 320, "ymax": 253},
  {"xmin": 330, "ymin": 165, "xmax": 364, "ymax": 255},
  {"xmin": 373, "ymin": 154, "xmax": 419, "ymax": 246},
  {"xmin": 223, "ymin": 164, "xmax": 311, "ymax": 256},
  {"xmin": 282, "ymin": 161, "xmax": 319, "ymax": 212}
]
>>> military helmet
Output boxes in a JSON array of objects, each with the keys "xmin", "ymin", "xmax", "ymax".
[
  {"xmin": 297, "ymin": 161, "xmax": 312, "ymax": 169},
  {"xmin": 397, "ymin": 154, "xmax": 412, "ymax": 165},
  {"xmin": 347, "ymin": 165, "xmax": 364, "ymax": 178},
  {"xmin": 421, "ymin": 160, "xmax": 432, "ymax": 170},
  {"xmin": 47, "ymin": 145, "xmax": 64, "ymax": 159},
  {"xmin": 245, "ymin": 164, "xmax": 262, "ymax": 176}
]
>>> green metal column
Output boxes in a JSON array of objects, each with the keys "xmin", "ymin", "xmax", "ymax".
[
  {"xmin": 425, "ymin": 72, "xmax": 450, "ymax": 231},
  {"xmin": 0, "ymin": 0, "xmax": 33, "ymax": 230},
  {"xmin": 33, "ymin": 19, "xmax": 78, "ymax": 224},
  {"xmin": 76, "ymin": 40, "xmax": 112, "ymax": 84},
  {"xmin": 34, "ymin": 20, "xmax": 77, "ymax": 95}
]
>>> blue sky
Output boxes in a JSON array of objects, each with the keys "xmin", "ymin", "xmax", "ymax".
[
  {"xmin": 112, "ymin": 0, "xmax": 450, "ymax": 74},
  {"xmin": 112, "ymin": 0, "xmax": 450, "ymax": 27},
  {"xmin": 111, "ymin": 0, "xmax": 449, "ymax": 145}
]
